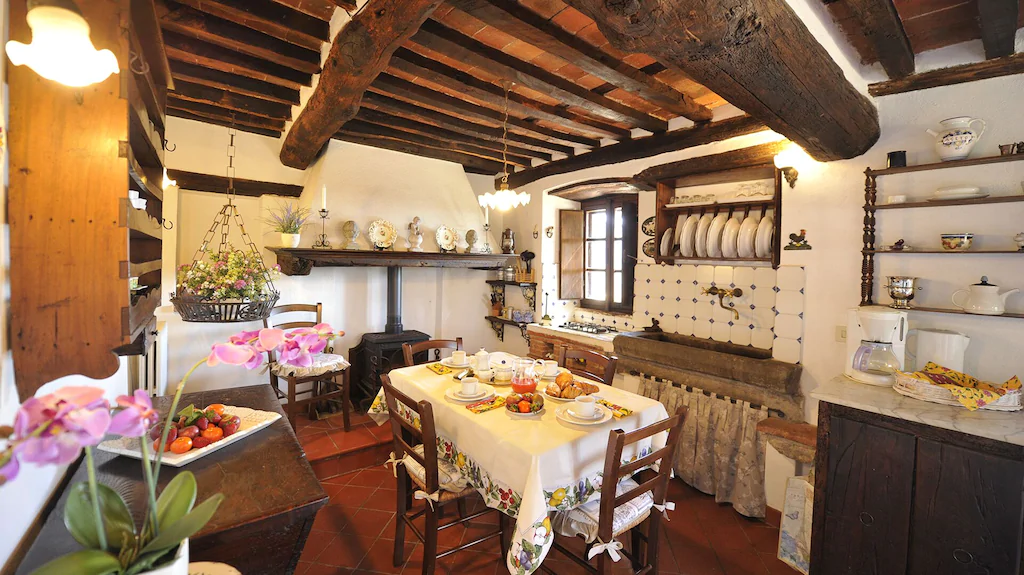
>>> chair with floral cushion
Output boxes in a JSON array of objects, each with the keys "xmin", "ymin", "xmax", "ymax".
[
  {"xmin": 381, "ymin": 374, "xmax": 510, "ymax": 575},
  {"xmin": 543, "ymin": 407, "xmax": 687, "ymax": 575},
  {"xmin": 264, "ymin": 303, "xmax": 350, "ymax": 430}
]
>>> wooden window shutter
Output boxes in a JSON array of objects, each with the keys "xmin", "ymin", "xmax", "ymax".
[{"xmin": 559, "ymin": 209, "xmax": 584, "ymax": 300}]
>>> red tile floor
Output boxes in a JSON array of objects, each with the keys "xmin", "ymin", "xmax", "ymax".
[{"xmin": 294, "ymin": 413, "xmax": 797, "ymax": 575}]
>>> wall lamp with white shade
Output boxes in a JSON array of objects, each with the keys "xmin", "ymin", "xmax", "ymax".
[
  {"xmin": 773, "ymin": 142, "xmax": 815, "ymax": 188},
  {"xmin": 6, "ymin": 0, "xmax": 119, "ymax": 87}
]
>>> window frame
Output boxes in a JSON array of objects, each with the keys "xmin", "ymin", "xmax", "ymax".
[{"xmin": 579, "ymin": 195, "xmax": 637, "ymax": 314}]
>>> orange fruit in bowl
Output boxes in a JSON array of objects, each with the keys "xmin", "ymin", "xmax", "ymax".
[{"xmin": 204, "ymin": 403, "xmax": 226, "ymax": 415}]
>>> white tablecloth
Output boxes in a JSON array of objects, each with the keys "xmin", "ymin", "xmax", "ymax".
[{"xmin": 368, "ymin": 364, "xmax": 669, "ymax": 575}]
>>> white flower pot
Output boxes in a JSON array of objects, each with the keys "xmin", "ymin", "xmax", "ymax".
[
  {"xmin": 143, "ymin": 539, "xmax": 188, "ymax": 575},
  {"xmin": 281, "ymin": 233, "xmax": 301, "ymax": 248}
]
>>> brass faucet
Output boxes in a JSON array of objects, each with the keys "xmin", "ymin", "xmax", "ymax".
[{"xmin": 701, "ymin": 286, "xmax": 744, "ymax": 320}]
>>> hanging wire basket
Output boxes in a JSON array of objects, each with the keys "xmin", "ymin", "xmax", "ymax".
[{"xmin": 171, "ymin": 128, "xmax": 281, "ymax": 323}]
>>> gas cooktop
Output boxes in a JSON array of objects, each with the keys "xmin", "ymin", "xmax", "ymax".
[{"xmin": 559, "ymin": 322, "xmax": 618, "ymax": 334}]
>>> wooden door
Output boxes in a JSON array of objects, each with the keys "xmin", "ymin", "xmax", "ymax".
[
  {"xmin": 816, "ymin": 414, "xmax": 916, "ymax": 575},
  {"xmin": 909, "ymin": 440, "xmax": 1024, "ymax": 575}
]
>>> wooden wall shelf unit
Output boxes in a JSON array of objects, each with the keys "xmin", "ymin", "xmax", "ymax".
[
  {"xmin": 486, "ymin": 279, "xmax": 537, "ymax": 309},
  {"xmin": 867, "ymin": 250, "xmax": 1024, "ymax": 255},
  {"xmin": 268, "ymin": 248, "xmax": 516, "ymax": 276},
  {"xmin": 485, "ymin": 315, "xmax": 531, "ymax": 344},
  {"xmin": 871, "ymin": 194, "xmax": 1024, "ymax": 210}
]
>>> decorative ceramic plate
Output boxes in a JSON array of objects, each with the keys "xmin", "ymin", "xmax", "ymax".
[
  {"xmin": 97, "ymin": 406, "xmax": 281, "ymax": 467},
  {"xmin": 660, "ymin": 228, "xmax": 674, "ymax": 257},
  {"xmin": 642, "ymin": 238, "xmax": 656, "ymax": 258},
  {"xmin": 368, "ymin": 219, "xmax": 398, "ymax": 249},
  {"xmin": 555, "ymin": 404, "xmax": 612, "ymax": 426},
  {"xmin": 435, "ymin": 225, "xmax": 459, "ymax": 251},
  {"xmin": 722, "ymin": 217, "xmax": 742, "ymax": 258},
  {"xmin": 755, "ymin": 215, "xmax": 774, "ymax": 258},
  {"xmin": 694, "ymin": 213, "xmax": 715, "ymax": 258},
  {"xmin": 738, "ymin": 216, "xmax": 760, "ymax": 258},
  {"xmin": 641, "ymin": 216, "xmax": 656, "ymax": 236},
  {"xmin": 674, "ymin": 214, "xmax": 687, "ymax": 251},
  {"xmin": 706, "ymin": 213, "xmax": 729, "ymax": 258},
  {"xmin": 679, "ymin": 214, "xmax": 700, "ymax": 258}
]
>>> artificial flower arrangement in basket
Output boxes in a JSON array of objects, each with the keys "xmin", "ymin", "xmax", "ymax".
[
  {"xmin": 264, "ymin": 202, "xmax": 312, "ymax": 248},
  {"xmin": 0, "ymin": 323, "xmax": 343, "ymax": 575},
  {"xmin": 172, "ymin": 245, "xmax": 281, "ymax": 323}
]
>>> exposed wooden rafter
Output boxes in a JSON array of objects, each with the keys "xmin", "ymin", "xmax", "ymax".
[
  {"xmin": 633, "ymin": 141, "xmax": 789, "ymax": 185},
  {"xmin": 333, "ymin": 131, "xmax": 505, "ymax": 175},
  {"xmin": 280, "ymin": 0, "xmax": 445, "ymax": 169},
  {"xmin": 822, "ymin": 0, "xmax": 915, "ymax": 78},
  {"xmin": 344, "ymin": 118, "xmax": 532, "ymax": 166},
  {"xmin": 169, "ymin": 60, "xmax": 300, "ymax": 105},
  {"xmin": 168, "ymin": 108, "xmax": 282, "ymax": 138},
  {"xmin": 172, "ymin": 0, "xmax": 330, "ymax": 51},
  {"xmin": 168, "ymin": 169, "xmax": 304, "ymax": 196},
  {"xmin": 558, "ymin": 0, "xmax": 879, "ymax": 161},
  {"xmin": 328, "ymin": 0, "xmax": 358, "ymax": 10},
  {"xmin": 168, "ymin": 96, "xmax": 287, "ymax": 132},
  {"xmin": 868, "ymin": 52, "xmax": 1024, "ymax": 96},
  {"xmin": 977, "ymin": 0, "xmax": 1019, "ymax": 59},
  {"xmin": 270, "ymin": 0, "xmax": 337, "ymax": 21},
  {"xmin": 163, "ymin": 30, "xmax": 311, "ymax": 89},
  {"xmin": 171, "ymin": 79, "xmax": 292, "ymax": 119}
]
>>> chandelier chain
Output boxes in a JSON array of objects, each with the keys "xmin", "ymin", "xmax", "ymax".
[{"xmin": 502, "ymin": 83, "xmax": 510, "ymax": 185}]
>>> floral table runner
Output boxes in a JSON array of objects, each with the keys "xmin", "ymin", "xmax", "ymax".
[{"xmin": 368, "ymin": 364, "xmax": 669, "ymax": 574}]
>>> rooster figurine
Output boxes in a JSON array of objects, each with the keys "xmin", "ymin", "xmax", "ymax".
[{"xmin": 784, "ymin": 229, "xmax": 812, "ymax": 251}]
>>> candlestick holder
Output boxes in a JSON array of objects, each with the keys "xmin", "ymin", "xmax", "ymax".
[
  {"xmin": 313, "ymin": 208, "xmax": 331, "ymax": 249},
  {"xmin": 481, "ymin": 222, "xmax": 492, "ymax": 254}
]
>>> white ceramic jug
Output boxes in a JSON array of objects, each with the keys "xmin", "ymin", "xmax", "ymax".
[
  {"xmin": 927, "ymin": 117, "xmax": 986, "ymax": 161},
  {"xmin": 907, "ymin": 329, "xmax": 970, "ymax": 372},
  {"xmin": 952, "ymin": 276, "xmax": 1019, "ymax": 315}
]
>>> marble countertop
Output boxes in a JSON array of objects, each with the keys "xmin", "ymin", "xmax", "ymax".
[
  {"xmin": 526, "ymin": 323, "xmax": 616, "ymax": 351},
  {"xmin": 813, "ymin": 375, "xmax": 1024, "ymax": 447}
]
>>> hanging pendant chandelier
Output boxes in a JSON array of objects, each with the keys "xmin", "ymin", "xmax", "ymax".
[
  {"xmin": 171, "ymin": 128, "xmax": 280, "ymax": 323},
  {"xmin": 479, "ymin": 82, "xmax": 530, "ymax": 212}
]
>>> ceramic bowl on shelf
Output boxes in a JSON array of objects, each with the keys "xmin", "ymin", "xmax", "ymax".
[{"xmin": 940, "ymin": 233, "xmax": 974, "ymax": 252}]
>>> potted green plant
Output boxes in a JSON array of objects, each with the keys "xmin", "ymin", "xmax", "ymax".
[{"xmin": 264, "ymin": 202, "xmax": 312, "ymax": 248}]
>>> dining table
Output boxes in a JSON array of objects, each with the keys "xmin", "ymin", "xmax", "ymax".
[{"xmin": 368, "ymin": 361, "xmax": 670, "ymax": 575}]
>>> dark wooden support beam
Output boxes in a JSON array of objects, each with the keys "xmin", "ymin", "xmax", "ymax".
[
  {"xmin": 362, "ymin": 92, "xmax": 574, "ymax": 155},
  {"xmin": 270, "ymin": 0, "xmax": 336, "ymax": 21},
  {"xmin": 822, "ymin": 0, "xmax": 914, "ymax": 78},
  {"xmin": 171, "ymin": 79, "xmax": 292, "ymax": 119},
  {"xmin": 169, "ymin": 61, "xmax": 300, "ymax": 105},
  {"xmin": 413, "ymin": 20, "xmax": 668, "ymax": 133},
  {"xmin": 279, "ymin": 0, "xmax": 444, "ymax": 169},
  {"xmin": 446, "ymin": 0, "xmax": 713, "ymax": 122},
  {"xmin": 168, "ymin": 108, "xmax": 282, "ymax": 137},
  {"xmin": 390, "ymin": 48, "xmax": 627, "ymax": 140},
  {"xmin": 333, "ymin": 131, "xmax": 504, "ymax": 174},
  {"xmin": 164, "ymin": 30, "xmax": 311, "ymax": 89},
  {"xmin": 158, "ymin": 1, "xmax": 322, "ymax": 74},
  {"xmin": 344, "ymin": 119, "xmax": 531, "ymax": 167},
  {"xmin": 371, "ymin": 73, "xmax": 599, "ymax": 148},
  {"xmin": 977, "ymin": 0, "xmax": 1019, "ymax": 59},
  {"xmin": 503, "ymin": 115, "xmax": 768, "ymax": 188},
  {"xmin": 868, "ymin": 52, "xmax": 1024, "ymax": 96},
  {"xmin": 633, "ymin": 141, "xmax": 788, "ymax": 185},
  {"xmin": 167, "ymin": 96, "xmax": 287, "ymax": 131},
  {"xmin": 356, "ymin": 107, "xmax": 549, "ymax": 161},
  {"xmin": 172, "ymin": 0, "xmax": 329, "ymax": 51},
  {"xmin": 329, "ymin": 0, "xmax": 358, "ymax": 10},
  {"xmin": 168, "ymin": 169, "xmax": 303, "ymax": 196},
  {"xmin": 559, "ymin": 0, "xmax": 879, "ymax": 161}
]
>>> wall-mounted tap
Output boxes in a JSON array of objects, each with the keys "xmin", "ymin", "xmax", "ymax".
[{"xmin": 701, "ymin": 286, "xmax": 743, "ymax": 320}]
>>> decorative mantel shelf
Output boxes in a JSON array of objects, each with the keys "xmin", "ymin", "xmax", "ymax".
[{"xmin": 268, "ymin": 248, "xmax": 516, "ymax": 276}]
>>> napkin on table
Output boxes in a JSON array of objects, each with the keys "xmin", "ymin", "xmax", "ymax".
[
  {"xmin": 466, "ymin": 396, "xmax": 506, "ymax": 414},
  {"xmin": 425, "ymin": 362, "xmax": 453, "ymax": 375}
]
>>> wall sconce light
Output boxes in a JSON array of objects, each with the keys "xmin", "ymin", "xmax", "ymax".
[
  {"xmin": 6, "ymin": 0, "xmax": 119, "ymax": 87},
  {"xmin": 774, "ymin": 142, "xmax": 814, "ymax": 188}
]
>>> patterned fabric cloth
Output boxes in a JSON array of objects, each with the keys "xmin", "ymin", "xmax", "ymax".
[
  {"xmin": 550, "ymin": 477, "xmax": 654, "ymax": 543},
  {"xmin": 399, "ymin": 444, "xmax": 469, "ymax": 493},
  {"xmin": 269, "ymin": 353, "xmax": 348, "ymax": 377},
  {"xmin": 897, "ymin": 362, "xmax": 1022, "ymax": 411}
]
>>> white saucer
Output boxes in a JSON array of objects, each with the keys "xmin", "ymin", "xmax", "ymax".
[
  {"xmin": 542, "ymin": 390, "xmax": 572, "ymax": 402},
  {"xmin": 445, "ymin": 384, "xmax": 495, "ymax": 403},
  {"xmin": 566, "ymin": 404, "xmax": 604, "ymax": 420},
  {"xmin": 441, "ymin": 357, "xmax": 474, "ymax": 368},
  {"xmin": 555, "ymin": 404, "xmax": 612, "ymax": 426}
]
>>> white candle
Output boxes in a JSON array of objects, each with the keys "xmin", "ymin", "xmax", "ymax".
[
  {"xmin": 321, "ymin": 185, "xmax": 327, "ymax": 210},
  {"xmin": 485, "ymin": 206, "xmax": 489, "ymax": 225}
]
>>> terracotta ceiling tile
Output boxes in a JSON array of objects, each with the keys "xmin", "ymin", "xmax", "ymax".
[
  {"xmin": 576, "ymin": 23, "xmax": 611, "ymax": 49},
  {"xmin": 432, "ymin": 5, "xmax": 455, "ymax": 18},
  {"xmin": 503, "ymin": 40, "xmax": 546, "ymax": 62},
  {"xmin": 573, "ymin": 73, "xmax": 605, "ymax": 90},
  {"xmin": 435, "ymin": 10, "xmax": 487, "ymax": 37},
  {"xmin": 623, "ymin": 53, "xmax": 658, "ymax": 68},
  {"xmin": 551, "ymin": 7, "xmax": 592, "ymax": 33},
  {"xmin": 516, "ymin": 0, "xmax": 567, "ymax": 20},
  {"xmin": 472, "ymin": 25, "xmax": 519, "ymax": 50},
  {"xmin": 467, "ymin": 65, "xmax": 503, "ymax": 84},
  {"xmin": 552, "ymin": 62, "xmax": 588, "ymax": 82},
  {"xmin": 529, "ymin": 51, "xmax": 569, "ymax": 72},
  {"xmin": 604, "ymin": 89, "xmax": 661, "ymax": 115}
]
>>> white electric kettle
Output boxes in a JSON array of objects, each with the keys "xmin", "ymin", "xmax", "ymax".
[{"xmin": 907, "ymin": 329, "xmax": 971, "ymax": 372}]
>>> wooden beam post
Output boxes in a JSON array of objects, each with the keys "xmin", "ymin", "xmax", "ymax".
[
  {"xmin": 633, "ymin": 141, "xmax": 788, "ymax": 185},
  {"xmin": 868, "ymin": 53, "xmax": 1024, "ymax": 96},
  {"xmin": 559, "ymin": 0, "xmax": 880, "ymax": 161},
  {"xmin": 977, "ymin": 0, "xmax": 1019, "ymax": 59},
  {"xmin": 279, "ymin": 0, "xmax": 444, "ymax": 169},
  {"xmin": 822, "ymin": 0, "xmax": 914, "ymax": 79}
]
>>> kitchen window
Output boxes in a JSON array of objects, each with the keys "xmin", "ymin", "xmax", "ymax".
[{"xmin": 579, "ymin": 195, "xmax": 637, "ymax": 313}]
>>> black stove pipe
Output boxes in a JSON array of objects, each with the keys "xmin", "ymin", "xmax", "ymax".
[{"xmin": 385, "ymin": 266, "xmax": 402, "ymax": 334}]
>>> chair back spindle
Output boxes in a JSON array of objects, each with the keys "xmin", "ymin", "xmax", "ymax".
[{"xmin": 402, "ymin": 338, "xmax": 464, "ymax": 367}]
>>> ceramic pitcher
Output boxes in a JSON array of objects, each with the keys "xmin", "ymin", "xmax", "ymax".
[{"xmin": 927, "ymin": 117, "xmax": 986, "ymax": 161}]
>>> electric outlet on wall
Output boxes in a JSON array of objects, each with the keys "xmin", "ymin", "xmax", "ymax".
[{"xmin": 836, "ymin": 325, "xmax": 847, "ymax": 342}]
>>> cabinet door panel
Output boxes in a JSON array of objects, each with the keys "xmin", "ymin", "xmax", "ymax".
[
  {"xmin": 818, "ymin": 415, "xmax": 916, "ymax": 575},
  {"xmin": 909, "ymin": 439, "xmax": 1024, "ymax": 575}
]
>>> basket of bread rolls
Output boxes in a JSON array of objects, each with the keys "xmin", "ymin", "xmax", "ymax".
[{"xmin": 544, "ymin": 370, "xmax": 599, "ymax": 400}]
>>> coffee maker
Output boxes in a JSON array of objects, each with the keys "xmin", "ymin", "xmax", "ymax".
[{"xmin": 844, "ymin": 307, "xmax": 908, "ymax": 386}]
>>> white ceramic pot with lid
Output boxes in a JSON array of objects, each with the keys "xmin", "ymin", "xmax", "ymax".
[{"xmin": 952, "ymin": 276, "xmax": 1019, "ymax": 315}]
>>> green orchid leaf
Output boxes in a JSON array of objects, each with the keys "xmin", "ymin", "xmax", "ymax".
[
  {"xmin": 141, "ymin": 493, "xmax": 224, "ymax": 556},
  {"xmin": 124, "ymin": 546, "xmax": 179, "ymax": 575},
  {"xmin": 156, "ymin": 472, "xmax": 197, "ymax": 530},
  {"xmin": 29, "ymin": 550, "xmax": 121, "ymax": 575},
  {"xmin": 65, "ymin": 483, "xmax": 136, "ymax": 551}
]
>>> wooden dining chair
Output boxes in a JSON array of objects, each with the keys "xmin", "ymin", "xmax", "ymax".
[
  {"xmin": 264, "ymin": 303, "xmax": 351, "ymax": 431},
  {"xmin": 557, "ymin": 347, "xmax": 618, "ymax": 385},
  {"xmin": 381, "ymin": 374, "xmax": 510, "ymax": 575},
  {"xmin": 402, "ymin": 338, "xmax": 464, "ymax": 367},
  {"xmin": 544, "ymin": 407, "xmax": 687, "ymax": 575}
]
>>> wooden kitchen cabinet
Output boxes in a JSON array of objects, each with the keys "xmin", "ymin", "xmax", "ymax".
[{"xmin": 812, "ymin": 402, "xmax": 1024, "ymax": 575}]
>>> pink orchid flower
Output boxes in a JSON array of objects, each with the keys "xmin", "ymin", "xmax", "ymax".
[
  {"xmin": 108, "ymin": 390, "xmax": 159, "ymax": 437},
  {"xmin": 207, "ymin": 341, "xmax": 263, "ymax": 369},
  {"xmin": 0, "ymin": 451, "xmax": 19, "ymax": 484},
  {"xmin": 207, "ymin": 323, "xmax": 343, "ymax": 370},
  {"xmin": 12, "ymin": 388, "xmax": 111, "ymax": 467}
]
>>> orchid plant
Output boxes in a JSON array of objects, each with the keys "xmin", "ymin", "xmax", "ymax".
[{"xmin": 0, "ymin": 323, "xmax": 343, "ymax": 575}]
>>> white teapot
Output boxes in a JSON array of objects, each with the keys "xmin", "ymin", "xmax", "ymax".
[
  {"xmin": 952, "ymin": 276, "xmax": 1019, "ymax": 315},
  {"xmin": 927, "ymin": 117, "xmax": 986, "ymax": 161}
]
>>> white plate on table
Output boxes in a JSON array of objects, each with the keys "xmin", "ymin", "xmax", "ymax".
[
  {"xmin": 506, "ymin": 407, "xmax": 545, "ymax": 417},
  {"xmin": 440, "ymin": 357, "xmax": 474, "ymax": 368},
  {"xmin": 694, "ymin": 213, "xmax": 715, "ymax": 258},
  {"xmin": 737, "ymin": 216, "xmax": 759, "ymax": 258},
  {"xmin": 755, "ymin": 215, "xmax": 774, "ymax": 258},
  {"xmin": 678, "ymin": 214, "xmax": 700, "ymax": 258},
  {"xmin": 705, "ymin": 213, "xmax": 729, "ymax": 258},
  {"xmin": 97, "ymin": 406, "xmax": 281, "ymax": 467},
  {"xmin": 445, "ymin": 384, "xmax": 496, "ymax": 403},
  {"xmin": 555, "ymin": 404, "xmax": 612, "ymax": 426},
  {"xmin": 660, "ymin": 228, "xmax": 674, "ymax": 257},
  {"xmin": 721, "ymin": 217, "xmax": 742, "ymax": 258}
]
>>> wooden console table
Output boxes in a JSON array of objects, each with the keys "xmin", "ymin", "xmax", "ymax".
[{"xmin": 15, "ymin": 385, "xmax": 326, "ymax": 575}]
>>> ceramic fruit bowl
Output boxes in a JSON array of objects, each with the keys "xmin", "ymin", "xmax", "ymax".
[{"xmin": 941, "ymin": 233, "xmax": 974, "ymax": 252}]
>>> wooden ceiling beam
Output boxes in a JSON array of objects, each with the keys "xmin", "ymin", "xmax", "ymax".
[
  {"xmin": 391, "ymin": 48, "xmax": 627, "ymax": 140},
  {"xmin": 868, "ymin": 52, "xmax": 1024, "ymax": 96},
  {"xmin": 279, "ymin": 0, "xmax": 445, "ymax": 169},
  {"xmin": 822, "ymin": 0, "xmax": 914, "ymax": 78},
  {"xmin": 356, "ymin": 107, "xmax": 550, "ymax": 161},
  {"xmin": 164, "ymin": 30, "xmax": 310, "ymax": 89},
  {"xmin": 329, "ymin": 0, "xmax": 358, "ymax": 10},
  {"xmin": 345, "ymin": 119, "xmax": 531, "ymax": 167},
  {"xmin": 371, "ymin": 73, "xmax": 599, "ymax": 148},
  {"xmin": 413, "ymin": 20, "xmax": 668, "ymax": 133},
  {"xmin": 503, "ymin": 115, "xmax": 768, "ymax": 188},
  {"xmin": 171, "ymin": 79, "xmax": 293, "ymax": 119},
  {"xmin": 171, "ymin": 0, "xmax": 329, "ymax": 51},
  {"xmin": 362, "ymin": 91, "xmax": 575, "ymax": 155},
  {"xmin": 158, "ymin": 1, "xmax": 321, "ymax": 75},
  {"xmin": 559, "ymin": 0, "xmax": 879, "ymax": 161},
  {"xmin": 445, "ymin": 0, "xmax": 713, "ymax": 122},
  {"xmin": 169, "ymin": 61, "xmax": 300, "ymax": 106},
  {"xmin": 168, "ymin": 169, "xmax": 304, "ymax": 197},
  {"xmin": 977, "ymin": 0, "xmax": 1019, "ymax": 59},
  {"xmin": 633, "ymin": 141, "xmax": 788, "ymax": 185},
  {"xmin": 269, "ymin": 0, "xmax": 336, "ymax": 21},
  {"xmin": 333, "ymin": 131, "xmax": 504, "ymax": 174},
  {"xmin": 167, "ymin": 96, "xmax": 287, "ymax": 131},
  {"xmin": 167, "ymin": 108, "xmax": 282, "ymax": 138}
]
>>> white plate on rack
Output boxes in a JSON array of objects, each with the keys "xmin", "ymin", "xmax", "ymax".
[
  {"xmin": 679, "ymin": 214, "xmax": 700, "ymax": 258},
  {"xmin": 555, "ymin": 404, "xmax": 612, "ymax": 426},
  {"xmin": 674, "ymin": 214, "xmax": 688, "ymax": 252},
  {"xmin": 694, "ymin": 214, "xmax": 715, "ymax": 258},
  {"xmin": 755, "ymin": 215, "xmax": 774, "ymax": 258},
  {"xmin": 722, "ymin": 217, "xmax": 742, "ymax": 258},
  {"xmin": 660, "ymin": 228, "xmax": 674, "ymax": 257},
  {"xmin": 445, "ymin": 384, "xmax": 496, "ymax": 403},
  {"xmin": 706, "ymin": 213, "xmax": 729, "ymax": 258},
  {"xmin": 738, "ymin": 216, "xmax": 759, "ymax": 258}
]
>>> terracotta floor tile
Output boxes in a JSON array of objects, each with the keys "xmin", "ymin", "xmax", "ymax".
[
  {"xmin": 331, "ymin": 485, "xmax": 378, "ymax": 508},
  {"xmin": 759, "ymin": 552, "xmax": 799, "ymax": 574},
  {"xmin": 399, "ymin": 544, "xmax": 425, "ymax": 575},
  {"xmin": 743, "ymin": 525, "xmax": 781, "ymax": 554},
  {"xmin": 303, "ymin": 432, "xmax": 340, "ymax": 459},
  {"xmin": 330, "ymin": 426, "xmax": 378, "ymax": 453},
  {"xmin": 364, "ymin": 488, "xmax": 399, "ymax": 512},
  {"xmin": 349, "ymin": 468, "xmax": 395, "ymax": 488},
  {"xmin": 672, "ymin": 543, "xmax": 724, "ymax": 575},
  {"xmin": 296, "ymin": 560, "xmax": 313, "ymax": 574},
  {"xmin": 313, "ymin": 458, "xmax": 345, "ymax": 482},
  {"xmin": 705, "ymin": 520, "xmax": 754, "ymax": 552},
  {"xmin": 301, "ymin": 531, "xmax": 337, "ymax": 562},
  {"xmin": 303, "ymin": 563, "xmax": 353, "ymax": 575},
  {"xmin": 717, "ymin": 549, "xmax": 769, "ymax": 575},
  {"xmin": 318, "ymin": 531, "xmax": 378, "ymax": 568},
  {"xmin": 313, "ymin": 505, "xmax": 358, "ymax": 533},
  {"xmin": 344, "ymin": 508, "xmax": 396, "ymax": 539},
  {"xmin": 357, "ymin": 538, "xmax": 414, "ymax": 574}
]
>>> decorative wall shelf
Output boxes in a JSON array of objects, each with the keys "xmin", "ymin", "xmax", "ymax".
[
  {"xmin": 867, "ymin": 250, "xmax": 1024, "ymax": 255},
  {"xmin": 871, "ymin": 195, "xmax": 1024, "ymax": 210},
  {"xmin": 485, "ymin": 315, "xmax": 531, "ymax": 344},
  {"xmin": 862, "ymin": 304, "xmax": 1024, "ymax": 320},
  {"xmin": 865, "ymin": 152, "xmax": 1024, "ymax": 176},
  {"xmin": 486, "ymin": 280, "xmax": 537, "ymax": 309},
  {"xmin": 268, "ymin": 248, "xmax": 516, "ymax": 276}
]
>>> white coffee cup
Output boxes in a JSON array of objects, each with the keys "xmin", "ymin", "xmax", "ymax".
[
  {"xmin": 451, "ymin": 350, "xmax": 467, "ymax": 365},
  {"xmin": 494, "ymin": 367, "xmax": 513, "ymax": 383},
  {"xmin": 574, "ymin": 395, "xmax": 597, "ymax": 418},
  {"xmin": 543, "ymin": 360, "xmax": 559, "ymax": 377},
  {"xmin": 461, "ymin": 377, "xmax": 479, "ymax": 397},
  {"xmin": 476, "ymin": 369, "xmax": 494, "ymax": 382}
]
